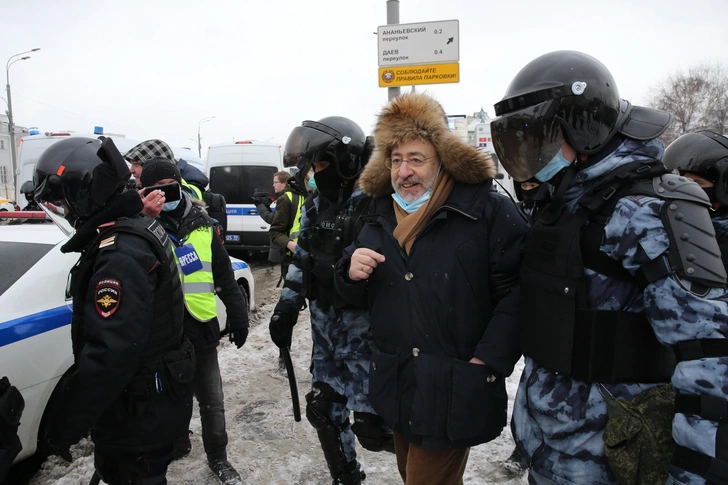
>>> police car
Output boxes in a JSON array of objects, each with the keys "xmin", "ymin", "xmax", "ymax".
[{"xmin": 0, "ymin": 222, "xmax": 255, "ymax": 463}]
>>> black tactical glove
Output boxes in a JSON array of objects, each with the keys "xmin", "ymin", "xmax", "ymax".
[
  {"xmin": 252, "ymin": 192, "xmax": 271, "ymax": 206},
  {"xmin": 229, "ymin": 326, "xmax": 249, "ymax": 349},
  {"xmin": 47, "ymin": 441, "xmax": 73, "ymax": 463},
  {"xmin": 269, "ymin": 301, "xmax": 299, "ymax": 349}
]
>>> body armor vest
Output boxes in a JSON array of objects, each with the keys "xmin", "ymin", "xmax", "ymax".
[
  {"xmin": 70, "ymin": 216, "xmax": 185, "ymax": 363},
  {"xmin": 305, "ymin": 196, "xmax": 369, "ymax": 307},
  {"xmin": 520, "ymin": 162, "xmax": 678, "ymax": 384}
]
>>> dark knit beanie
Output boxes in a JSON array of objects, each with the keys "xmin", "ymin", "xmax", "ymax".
[{"xmin": 140, "ymin": 157, "xmax": 182, "ymax": 187}]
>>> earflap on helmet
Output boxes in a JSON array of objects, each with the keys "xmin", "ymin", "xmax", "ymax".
[{"xmin": 91, "ymin": 137, "xmax": 131, "ymax": 207}]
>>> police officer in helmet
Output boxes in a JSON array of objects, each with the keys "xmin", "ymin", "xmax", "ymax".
[
  {"xmin": 34, "ymin": 136, "xmax": 194, "ymax": 485},
  {"xmin": 662, "ymin": 130, "xmax": 728, "ymax": 273},
  {"xmin": 492, "ymin": 51, "xmax": 728, "ymax": 485},
  {"xmin": 269, "ymin": 117, "xmax": 392, "ymax": 485}
]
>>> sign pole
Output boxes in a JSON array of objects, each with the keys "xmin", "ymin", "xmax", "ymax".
[{"xmin": 386, "ymin": 0, "xmax": 401, "ymax": 102}]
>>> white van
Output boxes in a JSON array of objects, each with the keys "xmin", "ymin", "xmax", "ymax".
[
  {"xmin": 15, "ymin": 132, "xmax": 203, "ymax": 206},
  {"xmin": 206, "ymin": 141, "xmax": 283, "ymax": 249}
]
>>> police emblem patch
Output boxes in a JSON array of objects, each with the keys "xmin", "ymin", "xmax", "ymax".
[{"xmin": 95, "ymin": 278, "xmax": 121, "ymax": 318}]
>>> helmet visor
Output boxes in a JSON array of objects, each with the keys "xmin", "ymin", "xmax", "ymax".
[
  {"xmin": 40, "ymin": 201, "xmax": 75, "ymax": 237},
  {"xmin": 283, "ymin": 121, "xmax": 345, "ymax": 168},
  {"xmin": 491, "ymin": 100, "xmax": 564, "ymax": 182}
]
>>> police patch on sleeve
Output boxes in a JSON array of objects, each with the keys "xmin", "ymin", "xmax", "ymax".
[{"xmin": 95, "ymin": 278, "xmax": 121, "ymax": 318}]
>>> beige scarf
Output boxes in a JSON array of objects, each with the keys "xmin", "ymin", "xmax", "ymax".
[{"xmin": 393, "ymin": 170, "xmax": 455, "ymax": 254}]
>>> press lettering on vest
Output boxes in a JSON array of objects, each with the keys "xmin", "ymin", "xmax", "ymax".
[{"xmin": 179, "ymin": 252, "xmax": 200, "ymax": 266}]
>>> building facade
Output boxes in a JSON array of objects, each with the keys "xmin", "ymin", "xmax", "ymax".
[{"xmin": 0, "ymin": 113, "xmax": 28, "ymax": 201}]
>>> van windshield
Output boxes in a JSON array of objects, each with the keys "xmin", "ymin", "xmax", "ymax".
[{"xmin": 210, "ymin": 166, "xmax": 278, "ymax": 204}]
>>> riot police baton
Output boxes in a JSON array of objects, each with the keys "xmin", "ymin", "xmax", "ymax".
[
  {"xmin": 281, "ymin": 346, "xmax": 301, "ymax": 422},
  {"xmin": 89, "ymin": 470, "xmax": 101, "ymax": 485}
]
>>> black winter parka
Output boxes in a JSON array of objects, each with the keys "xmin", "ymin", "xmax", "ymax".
[{"xmin": 335, "ymin": 180, "xmax": 528, "ymax": 451}]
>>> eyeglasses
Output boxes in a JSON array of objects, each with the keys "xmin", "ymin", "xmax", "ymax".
[{"xmin": 385, "ymin": 155, "xmax": 438, "ymax": 170}]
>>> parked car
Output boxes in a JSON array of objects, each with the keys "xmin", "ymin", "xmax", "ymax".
[{"xmin": 0, "ymin": 222, "xmax": 255, "ymax": 464}]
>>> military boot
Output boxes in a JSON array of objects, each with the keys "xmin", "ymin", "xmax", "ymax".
[
  {"xmin": 333, "ymin": 468, "xmax": 365, "ymax": 485},
  {"xmin": 209, "ymin": 458, "xmax": 242, "ymax": 485}
]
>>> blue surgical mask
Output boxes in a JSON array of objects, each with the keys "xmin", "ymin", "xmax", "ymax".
[
  {"xmin": 162, "ymin": 199, "xmax": 181, "ymax": 211},
  {"xmin": 307, "ymin": 175, "xmax": 317, "ymax": 190},
  {"xmin": 534, "ymin": 149, "xmax": 573, "ymax": 182},
  {"xmin": 392, "ymin": 188, "xmax": 432, "ymax": 214}
]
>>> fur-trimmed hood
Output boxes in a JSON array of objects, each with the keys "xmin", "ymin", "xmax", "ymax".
[{"xmin": 359, "ymin": 93, "xmax": 496, "ymax": 197}]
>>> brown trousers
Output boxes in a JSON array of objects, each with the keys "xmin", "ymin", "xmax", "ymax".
[{"xmin": 393, "ymin": 431, "xmax": 470, "ymax": 485}]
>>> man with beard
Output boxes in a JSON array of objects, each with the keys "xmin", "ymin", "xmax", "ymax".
[{"xmin": 334, "ymin": 93, "xmax": 527, "ymax": 485}]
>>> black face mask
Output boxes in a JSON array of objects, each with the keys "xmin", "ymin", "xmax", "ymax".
[
  {"xmin": 702, "ymin": 186, "xmax": 718, "ymax": 207},
  {"xmin": 25, "ymin": 193, "xmax": 34, "ymax": 202},
  {"xmin": 521, "ymin": 187, "xmax": 540, "ymax": 208},
  {"xmin": 315, "ymin": 164, "xmax": 346, "ymax": 201}
]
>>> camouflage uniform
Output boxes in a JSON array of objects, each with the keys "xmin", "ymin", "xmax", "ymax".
[
  {"xmin": 513, "ymin": 138, "xmax": 728, "ymax": 485},
  {"xmin": 278, "ymin": 187, "xmax": 375, "ymax": 472}
]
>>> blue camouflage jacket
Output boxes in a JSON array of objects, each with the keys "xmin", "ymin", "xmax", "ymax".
[
  {"xmin": 278, "ymin": 187, "xmax": 373, "ymax": 362},
  {"xmin": 513, "ymin": 137, "xmax": 728, "ymax": 485}
]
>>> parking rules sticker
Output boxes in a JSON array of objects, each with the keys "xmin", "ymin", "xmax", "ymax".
[{"xmin": 95, "ymin": 278, "xmax": 121, "ymax": 318}]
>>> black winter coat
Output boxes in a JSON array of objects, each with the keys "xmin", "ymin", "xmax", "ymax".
[
  {"xmin": 48, "ymin": 192, "xmax": 193, "ymax": 454},
  {"xmin": 335, "ymin": 180, "xmax": 528, "ymax": 451}
]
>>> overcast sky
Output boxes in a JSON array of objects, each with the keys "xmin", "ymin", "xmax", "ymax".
[{"xmin": 3, "ymin": 0, "xmax": 727, "ymax": 158}]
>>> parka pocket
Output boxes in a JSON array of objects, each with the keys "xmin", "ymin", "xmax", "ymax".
[
  {"xmin": 447, "ymin": 359, "xmax": 507, "ymax": 442},
  {"xmin": 411, "ymin": 353, "xmax": 450, "ymax": 436},
  {"xmin": 163, "ymin": 338, "xmax": 196, "ymax": 400},
  {"xmin": 369, "ymin": 343, "xmax": 399, "ymax": 428}
]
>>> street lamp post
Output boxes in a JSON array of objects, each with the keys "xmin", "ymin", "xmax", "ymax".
[
  {"xmin": 197, "ymin": 116, "xmax": 216, "ymax": 158},
  {"xmin": 6, "ymin": 48, "xmax": 40, "ymax": 195}
]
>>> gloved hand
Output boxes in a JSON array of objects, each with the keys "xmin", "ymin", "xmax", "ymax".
[
  {"xmin": 269, "ymin": 301, "xmax": 299, "ymax": 349},
  {"xmin": 47, "ymin": 441, "xmax": 73, "ymax": 463},
  {"xmin": 229, "ymin": 326, "xmax": 249, "ymax": 349},
  {"xmin": 252, "ymin": 193, "xmax": 271, "ymax": 206}
]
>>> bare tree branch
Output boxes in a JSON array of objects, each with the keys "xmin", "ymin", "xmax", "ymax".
[{"xmin": 647, "ymin": 63, "xmax": 728, "ymax": 145}]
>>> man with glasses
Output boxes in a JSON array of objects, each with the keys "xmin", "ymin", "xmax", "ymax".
[{"xmin": 334, "ymin": 93, "xmax": 528, "ymax": 485}]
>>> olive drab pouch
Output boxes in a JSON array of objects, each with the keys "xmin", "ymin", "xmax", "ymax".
[
  {"xmin": 601, "ymin": 383, "xmax": 676, "ymax": 485},
  {"xmin": 162, "ymin": 338, "xmax": 196, "ymax": 400}
]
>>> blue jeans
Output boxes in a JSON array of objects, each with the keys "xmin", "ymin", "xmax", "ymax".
[{"xmin": 192, "ymin": 345, "xmax": 228, "ymax": 461}]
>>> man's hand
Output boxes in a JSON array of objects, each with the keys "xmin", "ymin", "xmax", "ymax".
[
  {"xmin": 348, "ymin": 248, "xmax": 386, "ymax": 281},
  {"xmin": 47, "ymin": 442, "xmax": 73, "ymax": 462},
  {"xmin": 229, "ymin": 326, "xmax": 249, "ymax": 349},
  {"xmin": 139, "ymin": 188, "xmax": 166, "ymax": 218},
  {"xmin": 252, "ymin": 193, "xmax": 271, "ymax": 206},
  {"xmin": 269, "ymin": 301, "xmax": 299, "ymax": 349},
  {"xmin": 286, "ymin": 240, "xmax": 297, "ymax": 253}
]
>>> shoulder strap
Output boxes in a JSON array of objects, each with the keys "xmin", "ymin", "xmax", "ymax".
[{"xmin": 579, "ymin": 161, "xmax": 666, "ymax": 282}]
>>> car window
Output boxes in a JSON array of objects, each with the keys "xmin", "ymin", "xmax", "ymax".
[
  {"xmin": 210, "ymin": 166, "xmax": 278, "ymax": 204},
  {"xmin": 0, "ymin": 242, "xmax": 55, "ymax": 297}
]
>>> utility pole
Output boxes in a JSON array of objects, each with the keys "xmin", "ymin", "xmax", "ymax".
[
  {"xmin": 6, "ymin": 48, "xmax": 40, "ymax": 196},
  {"xmin": 386, "ymin": 0, "xmax": 400, "ymax": 102}
]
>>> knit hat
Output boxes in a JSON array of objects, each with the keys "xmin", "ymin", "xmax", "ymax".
[
  {"xmin": 358, "ymin": 93, "xmax": 496, "ymax": 197},
  {"xmin": 140, "ymin": 158, "xmax": 182, "ymax": 187},
  {"xmin": 124, "ymin": 139, "xmax": 175, "ymax": 165}
]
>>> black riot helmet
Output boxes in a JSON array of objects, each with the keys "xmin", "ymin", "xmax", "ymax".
[
  {"xmin": 283, "ymin": 116, "xmax": 369, "ymax": 180},
  {"xmin": 663, "ymin": 130, "xmax": 728, "ymax": 206},
  {"xmin": 490, "ymin": 50, "xmax": 673, "ymax": 181},
  {"xmin": 20, "ymin": 180, "xmax": 35, "ymax": 197},
  {"xmin": 34, "ymin": 136, "xmax": 130, "ymax": 228}
]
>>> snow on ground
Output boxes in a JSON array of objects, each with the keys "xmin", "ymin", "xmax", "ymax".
[{"xmin": 24, "ymin": 263, "xmax": 528, "ymax": 485}]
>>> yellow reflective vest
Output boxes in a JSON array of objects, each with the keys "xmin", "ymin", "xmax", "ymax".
[
  {"xmin": 282, "ymin": 191, "xmax": 304, "ymax": 255},
  {"xmin": 181, "ymin": 179, "xmax": 202, "ymax": 200},
  {"xmin": 174, "ymin": 225, "xmax": 217, "ymax": 322}
]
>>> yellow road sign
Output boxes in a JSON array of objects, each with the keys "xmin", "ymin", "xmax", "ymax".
[{"xmin": 379, "ymin": 62, "xmax": 459, "ymax": 87}]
